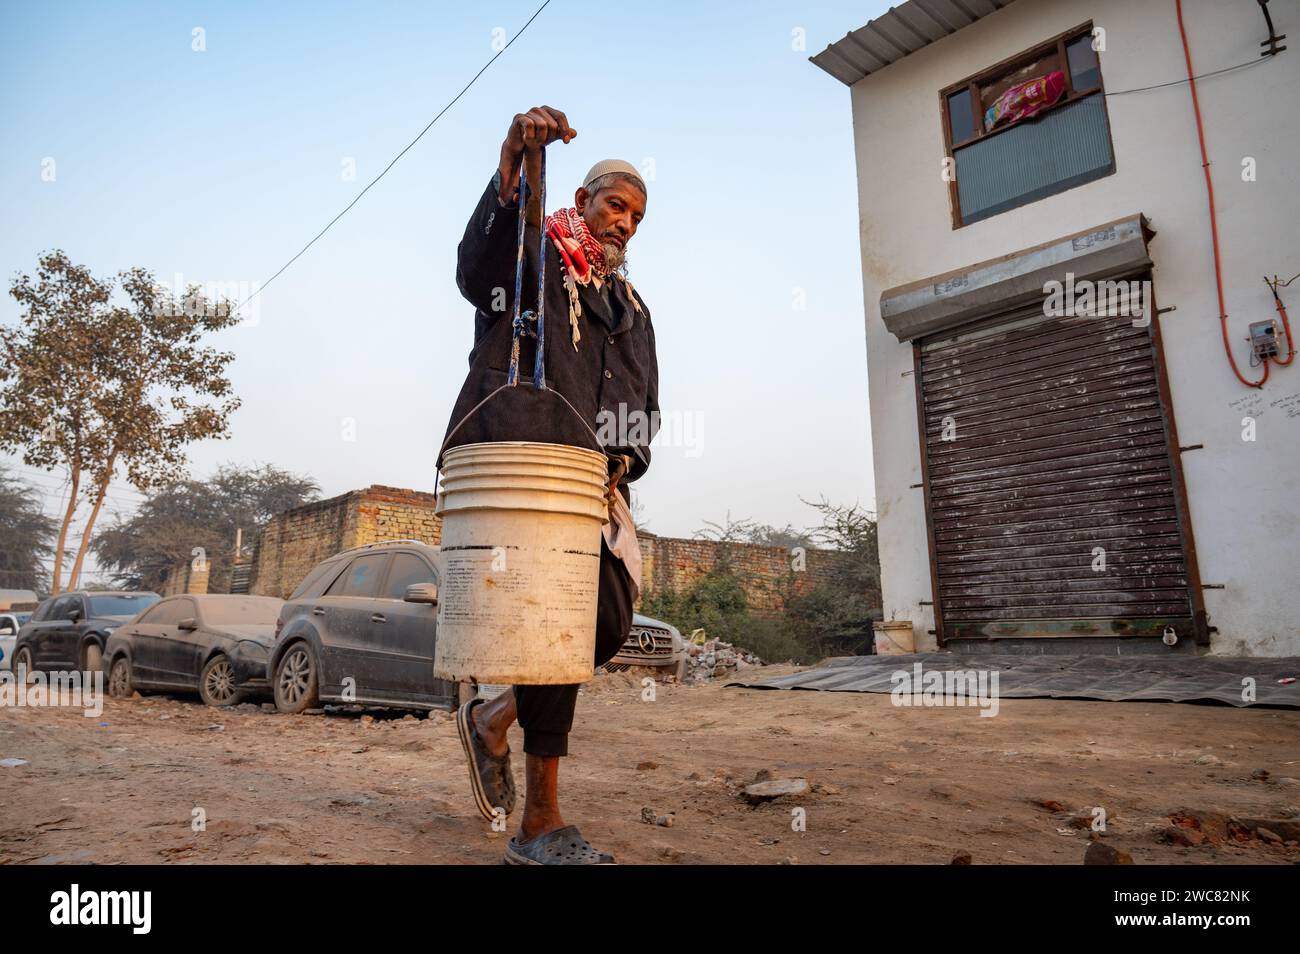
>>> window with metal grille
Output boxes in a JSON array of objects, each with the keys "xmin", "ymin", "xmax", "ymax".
[{"xmin": 941, "ymin": 23, "xmax": 1115, "ymax": 227}]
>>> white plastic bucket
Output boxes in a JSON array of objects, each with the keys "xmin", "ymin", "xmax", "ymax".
[
  {"xmin": 873, "ymin": 620, "xmax": 915, "ymax": 655},
  {"xmin": 434, "ymin": 442, "xmax": 609, "ymax": 685}
]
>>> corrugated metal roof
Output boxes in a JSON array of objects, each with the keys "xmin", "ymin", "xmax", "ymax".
[{"xmin": 810, "ymin": 0, "xmax": 1019, "ymax": 86}]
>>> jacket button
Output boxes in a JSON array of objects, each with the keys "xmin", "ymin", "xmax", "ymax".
[
  {"xmin": 604, "ymin": 369, "xmax": 613, "ymax": 379},
  {"xmin": 607, "ymin": 335, "xmax": 615, "ymax": 345}
]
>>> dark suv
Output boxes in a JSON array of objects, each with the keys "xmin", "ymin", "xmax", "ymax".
[
  {"xmin": 267, "ymin": 540, "xmax": 454, "ymax": 713},
  {"xmin": 12, "ymin": 591, "xmax": 160, "ymax": 676}
]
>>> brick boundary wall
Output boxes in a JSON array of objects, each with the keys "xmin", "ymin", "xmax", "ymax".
[
  {"xmin": 636, "ymin": 532, "xmax": 867, "ymax": 616},
  {"xmin": 246, "ymin": 485, "xmax": 870, "ymax": 611},
  {"xmin": 160, "ymin": 560, "xmax": 211, "ymax": 597},
  {"xmin": 248, "ymin": 485, "xmax": 441, "ymax": 599}
]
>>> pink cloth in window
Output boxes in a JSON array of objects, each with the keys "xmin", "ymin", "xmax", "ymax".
[{"xmin": 983, "ymin": 70, "xmax": 1067, "ymax": 130}]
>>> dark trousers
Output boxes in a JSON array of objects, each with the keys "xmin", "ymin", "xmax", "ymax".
[{"xmin": 513, "ymin": 536, "xmax": 634, "ymax": 757}]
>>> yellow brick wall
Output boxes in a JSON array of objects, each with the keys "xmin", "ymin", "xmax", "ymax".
[
  {"xmin": 635, "ymin": 533, "xmax": 867, "ymax": 616},
  {"xmin": 248, "ymin": 486, "xmax": 442, "ymax": 599},
  {"xmin": 247, "ymin": 485, "xmax": 866, "ymax": 612}
]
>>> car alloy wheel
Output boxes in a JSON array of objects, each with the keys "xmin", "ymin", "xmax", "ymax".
[
  {"xmin": 109, "ymin": 657, "xmax": 133, "ymax": 698},
  {"xmin": 274, "ymin": 644, "xmax": 319, "ymax": 713},
  {"xmin": 200, "ymin": 655, "xmax": 244, "ymax": 707}
]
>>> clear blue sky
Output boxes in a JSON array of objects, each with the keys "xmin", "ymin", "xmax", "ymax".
[{"xmin": 0, "ymin": 0, "xmax": 887, "ymax": 558}]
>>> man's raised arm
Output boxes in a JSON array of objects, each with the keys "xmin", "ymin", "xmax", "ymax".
[{"xmin": 454, "ymin": 107, "xmax": 576, "ymax": 317}]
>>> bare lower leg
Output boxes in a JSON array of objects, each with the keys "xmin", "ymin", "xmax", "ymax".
[
  {"xmin": 471, "ymin": 687, "xmax": 515, "ymax": 757},
  {"xmin": 472, "ymin": 690, "xmax": 566, "ymax": 839},
  {"xmin": 520, "ymin": 754, "xmax": 565, "ymax": 840}
]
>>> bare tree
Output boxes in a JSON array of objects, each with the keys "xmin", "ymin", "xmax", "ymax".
[
  {"xmin": 694, "ymin": 511, "xmax": 761, "ymax": 544},
  {"xmin": 694, "ymin": 511, "xmax": 813, "ymax": 550}
]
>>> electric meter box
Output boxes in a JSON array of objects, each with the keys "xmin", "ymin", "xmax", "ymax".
[{"xmin": 1249, "ymin": 319, "xmax": 1279, "ymax": 360}]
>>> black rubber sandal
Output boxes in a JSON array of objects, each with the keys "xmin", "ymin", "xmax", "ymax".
[
  {"xmin": 456, "ymin": 697, "xmax": 517, "ymax": 822},
  {"xmin": 504, "ymin": 825, "xmax": 616, "ymax": 865}
]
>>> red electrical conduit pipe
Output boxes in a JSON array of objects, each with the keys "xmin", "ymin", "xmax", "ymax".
[
  {"xmin": 1267, "ymin": 277, "xmax": 1296, "ymax": 365},
  {"xmin": 1175, "ymin": 0, "xmax": 1268, "ymax": 388}
]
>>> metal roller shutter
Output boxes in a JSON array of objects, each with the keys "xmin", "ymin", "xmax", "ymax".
[{"xmin": 915, "ymin": 290, "xmax": 1204, "ymax": 642}]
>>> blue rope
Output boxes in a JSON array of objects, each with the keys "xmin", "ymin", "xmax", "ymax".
[
  {"xmin": 507, "ymin": 150, "xmax": 547, "ymax": 390},
  {"xmin": 534, "ymin": 150, "xmax": 547, "ymax": 389}
]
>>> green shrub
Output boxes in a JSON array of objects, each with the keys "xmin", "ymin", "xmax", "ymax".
[
  {"xmin": 640, "ymin": 560, "xmax": 819, "ymax": 665},
  {"xmin": 641, "ymin": 500, "xmax": 884, "ymax": 665},
  {"xmin": 736, "ymin": 615, "xmax": 818, "ymax": 665}
]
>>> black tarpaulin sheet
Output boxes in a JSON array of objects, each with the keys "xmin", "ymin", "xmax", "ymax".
[{"xmin": 727, "ymin": 653, "xmax": 1300, "ymax": 707}]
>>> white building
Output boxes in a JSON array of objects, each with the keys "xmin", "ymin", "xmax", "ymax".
[{"xmin": 813, "ymin": 0, "xmax": 1298, "ymax": 656}]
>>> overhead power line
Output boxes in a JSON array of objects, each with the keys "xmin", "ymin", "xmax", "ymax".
[
  {"xmin": 233, "ymin": 0, "xmax": 554, "ymax": 315},
  {"xmin": 1106, "ymin": 54, "xmax": 1270, "ymax": 97}
]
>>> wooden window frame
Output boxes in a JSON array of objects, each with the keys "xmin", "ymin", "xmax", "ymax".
[{"xmin": 940, "ymin": 21, "xmax": 1116, "ymax": 228}]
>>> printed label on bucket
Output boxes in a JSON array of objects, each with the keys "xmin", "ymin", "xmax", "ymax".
[{"xmin": 434, "ymin": 544, "xmax": 601, "ymax": 683}]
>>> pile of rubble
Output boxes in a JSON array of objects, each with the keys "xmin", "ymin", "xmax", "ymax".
[{"xmin": 682, "ymin": 636, "xmax": 765, "ymax": 683}]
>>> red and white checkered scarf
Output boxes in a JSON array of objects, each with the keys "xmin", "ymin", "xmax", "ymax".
[
  {"xmin": 545, "ymin": 207, "xmax": 607, "ymax": 284},
  {"xmin": 544, "ymin": 206, "xmax": 642, "ymax": 350}
]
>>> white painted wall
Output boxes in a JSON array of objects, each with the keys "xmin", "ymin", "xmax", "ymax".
[{"xmin": 848, "ymin": 0, "xmax": 1300, "ymax": 655}]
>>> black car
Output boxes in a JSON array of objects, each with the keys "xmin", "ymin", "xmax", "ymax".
[
  {"xmin": 12, "ymin": 591, "xmax": 159, "ymax": 677},
  {"xmin": 104, "ymin": 594, "xmax": 284, "ymax": 706},
  {"xmin": 269, "ymin": 540, "xmax": 455, "ymax": 713}
]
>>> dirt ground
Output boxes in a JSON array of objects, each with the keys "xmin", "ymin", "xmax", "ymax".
[{"xmin": 2, "ymin": 664, "xmax": 1298, "ymax": 865}]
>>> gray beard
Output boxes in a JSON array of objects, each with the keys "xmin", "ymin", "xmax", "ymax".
[{"xmin": 601, "ymin": 242, "xmax": 626, "ymax": 275}]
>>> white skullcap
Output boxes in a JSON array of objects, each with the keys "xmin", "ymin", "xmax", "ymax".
[{"xmin": 582, "ymin": 159, "xmax": 646, "ymax": 193}]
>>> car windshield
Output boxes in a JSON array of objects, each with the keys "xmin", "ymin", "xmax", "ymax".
[
  {"xmin": 201, "ymin": 598, "xmax": 281, "ymax": 626},
  {"xmin": 88, "ymin": 594, "xmax": 158, "ymax": 617}
]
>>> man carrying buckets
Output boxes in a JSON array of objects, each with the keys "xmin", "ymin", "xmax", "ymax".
[{"xmin": 438, "ymin": 106, "xmax": 658, "ymax": 865}]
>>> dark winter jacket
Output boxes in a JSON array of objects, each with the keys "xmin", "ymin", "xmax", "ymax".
[{"xmin": 438, "ymin": 171, "xmax": 659, "ymax": 484}]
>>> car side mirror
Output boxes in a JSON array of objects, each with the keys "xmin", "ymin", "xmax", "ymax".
[
  {"xmin": 403, "ymin": 583, "xmax": 439, "ymax": 605},
  {"xmin": 177, "ymin": 617, "xmax": 198, "ymax": 631},
  {"xmin": 68, "ymin": 608, "xmax": 82, "ymax": 622}
]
